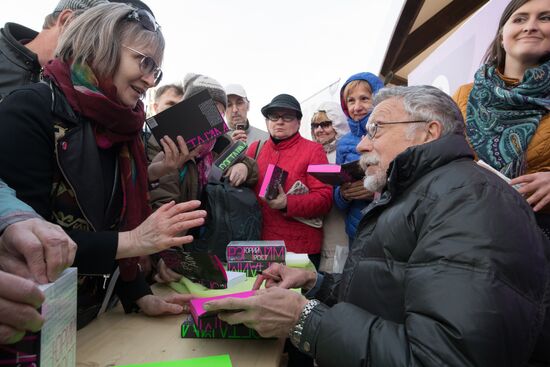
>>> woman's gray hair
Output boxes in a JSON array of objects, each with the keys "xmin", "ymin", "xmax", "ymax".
[
  {"xmin": 373, "ymin": 85, "xmax": 465, "ymax": 137},
  {"xmin": 55, "ymin": 2, "xmax": 165, "ymax": 80}
]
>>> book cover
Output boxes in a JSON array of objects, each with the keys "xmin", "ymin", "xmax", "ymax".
[
  {"xmin": 476, "ymin": 160, "xmax": 522, "ymax": 190},
  {"xmin": 181, "ymin": 315, "xmax": 263, "ymax": 340},
  {"xmin": 209, "ymin": 140, "xmax": 248, "ymax": 181},
  {"xmin": 226, "ymin": 261, "xmax": 283, "ymax": 277},
  {"xmin": 189, "ymin": 290, "xmax": 256, "ymax": 325},
  {"xmin": 116, "ymin": 354, "xmax": 233, "ymax": 367},
  {"xmin": 0, "ymin": 267, "xmax": 77, "ymax": 367},
  {"xmin": 156, "ymin": 250, "xmax": 229, "ymax": 289},
  {"xmin": 259, "ymin": 164, "xmax": 288, "ymax": 200},
  {"xmin": 145, "ymin": 89, "xmax": 229, "ymax": 150},
  {"xmin": 225, "ymin": 271, "xmax": 246, "ymax": 289},
  {"xmin": 307, "ymin": 159, "xmax": 364, "ymax": 186},
  {"xmin": 226, "ymin": 240, "xmax": 286, "ymax": 262}
]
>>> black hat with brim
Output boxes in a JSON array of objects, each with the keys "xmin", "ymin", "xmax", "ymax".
[{"xmin": 261, "ymin": 94, "xmax": 303, "ymax": 119}]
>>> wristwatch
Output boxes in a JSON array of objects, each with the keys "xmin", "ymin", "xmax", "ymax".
[{"xmin": 290, "ymin": 299, "xmax": 320, "ymax": 351}]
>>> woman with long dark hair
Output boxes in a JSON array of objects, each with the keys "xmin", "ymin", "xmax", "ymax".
[{"xmin": 453, "ymin": 0, "xmax": 550, "ymax": 239}]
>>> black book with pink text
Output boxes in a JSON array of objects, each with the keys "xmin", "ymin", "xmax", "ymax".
[{"xmin": 145, "ymin": 89, "xmax": 229, "ymax": 150}]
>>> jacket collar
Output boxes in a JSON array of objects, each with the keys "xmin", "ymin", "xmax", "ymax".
[
  {"xmin": 0, "ymin": 23, "xmax": 40, "ymax": 69},
  {"xmin": 266, "ymin": 131, "xmax": 302, "ymax": 150},
  {"xmin": 385, "ymin": 133, "xmax": 474, "ymax": 195}
]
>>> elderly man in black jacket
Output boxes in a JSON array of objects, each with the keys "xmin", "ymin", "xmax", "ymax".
[{"xmin": 205, "ymin": 85, "xmax": 550, "ymax": 367}]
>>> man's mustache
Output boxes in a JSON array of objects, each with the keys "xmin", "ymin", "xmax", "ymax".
[{"xmin": 359, "ymin": 153, "xmax": 380, "ymax": 172}]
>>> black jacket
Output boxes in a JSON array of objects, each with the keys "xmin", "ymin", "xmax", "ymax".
[
  {"xmin": 0, "ymin": 23, "xmax": 40, "ymax": 101},
  {"xmin": 302, "ymin": 133, "xmax": 550, "ymax": 366},
  {"xmin": 0, "ymin": 81, "xmax": 151, "ymax": 327}
]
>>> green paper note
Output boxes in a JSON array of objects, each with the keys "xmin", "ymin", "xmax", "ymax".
[{"xmin": 116, "ymin": 354, "xmax": 232, "ymax": 367}]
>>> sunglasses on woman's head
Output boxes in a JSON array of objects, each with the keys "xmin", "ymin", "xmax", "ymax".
[{"xmin": 126, "ymin": 8, "xmax": 159, "ymax": 32}]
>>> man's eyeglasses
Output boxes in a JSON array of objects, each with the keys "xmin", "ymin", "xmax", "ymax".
[
  {"xmin": 126, "ymin": 8, "xmax": 159, "ymax": 32},
  {"xmin": 267, "ymin": 113, "xmax": 297, "ymax": 122},
  {"xmin": 366, "ymin": 120, "xmax": 428, "ymax": 140},
  {"xmin": 123, "ymin": 45, "xmax": 163, "ymax": 86},
  {"xmin": 311, "ymin": 121, "xmax": 332, "ymax": 130}
]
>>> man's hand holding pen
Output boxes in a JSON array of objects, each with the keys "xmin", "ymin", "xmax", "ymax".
[{"xmin": 253, "ymin": 263, "xmax": 318, "ymax": 291}]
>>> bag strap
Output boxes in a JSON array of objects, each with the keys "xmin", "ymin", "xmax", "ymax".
[{"xmin": 254, "ymin": 140, "xmax": 265, "ymax": 160}]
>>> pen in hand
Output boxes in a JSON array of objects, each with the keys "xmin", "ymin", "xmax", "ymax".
[{"xmin": 257, "ymin": 270, "xmax": 282, "ymax": 282}]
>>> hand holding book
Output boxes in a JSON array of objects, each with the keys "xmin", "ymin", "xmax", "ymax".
[
  {"xmin": 224, "ymin": 162, "xmax": 248, "ymax": 187},
  {"xmin": 148, "ymin": 135, "xmax": 199, "ymax": 181},
  {"xmin": 264, "ymin": 185, "xmax": 287, "ymax": 210},
  {"xmin": 203, "ymin": 287, "xmax": 309, "ymax": 339},
  {"xmin": 340, "ymin": 180, "xmax": 374, "ymax": 201}
]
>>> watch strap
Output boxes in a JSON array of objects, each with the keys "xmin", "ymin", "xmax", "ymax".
[{"xmin": 290, "ymin": 299, "xmax": 325, "ymax": 355}]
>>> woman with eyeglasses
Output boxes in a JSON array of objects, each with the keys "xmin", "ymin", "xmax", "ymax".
[
  {"xmin": 310, "ymin": 102, "xmax": 349, "ymax": 273},
  {"xmin": 246, "ymin": 94, "xmax": 332, "ymax": 270},
  {"xmin": 453, "ymin": 0, "xmax": 550, "ymax": 240},
  {"xmin": 0, "ymin": 3, "xmax": 207, "ymax": 329},
  {"xmin": 335, "ymin": 72, "xmax": 384, "ymax": 245}
]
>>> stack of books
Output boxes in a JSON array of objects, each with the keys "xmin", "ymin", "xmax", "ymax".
[
  {"xmin": 226, "ymin": 240, "xmax": 286, "ymax": 277},
  {"xmin": 181, "ymin": 314, "xmax": 263, "ymax": 340},
  {"xmin": 183, "ymin": 290, "xmax": 266, "ymax": 340}
]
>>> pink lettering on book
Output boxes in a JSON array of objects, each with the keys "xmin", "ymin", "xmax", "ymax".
[{"xmin": 186, "ymin": 124, "xmax": 228, "ymax": 149}]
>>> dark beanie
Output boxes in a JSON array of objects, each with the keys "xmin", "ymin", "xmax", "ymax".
[{"xmin": 261, "ymin": 94, "xmax": 302, "ymax": 119}]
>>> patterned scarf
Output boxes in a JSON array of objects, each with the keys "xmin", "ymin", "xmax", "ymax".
[
  {"xmin": 322, "ymin": 138, "xmax": 337, "ymax": 154},
  {"xmin": 466, "ymin": 61, "xmax": 550, "ymax": 178},
  {"xmin": 195, "ymin": 140, "xmax": 215, "ymax": 189},
  {"xmin": 43, "ymin": 59, "xmax": 151, "ymax": 281}
]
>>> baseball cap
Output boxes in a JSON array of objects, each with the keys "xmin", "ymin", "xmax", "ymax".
[{"xmin": 225, "ymin": 84, "xmax": 247, "ymax": 99}]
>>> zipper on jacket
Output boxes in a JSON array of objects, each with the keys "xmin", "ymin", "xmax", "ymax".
[
  {"xmin": 55, "ymin": 144, "xmax": 97, "ymax": 232},
  {"xmin": 55, "ymin": 153, "xmax": 120, "ymax": 290},
  {"xmin": 79, "ymin": 273, "xmax": 112, "ymax": 290}
]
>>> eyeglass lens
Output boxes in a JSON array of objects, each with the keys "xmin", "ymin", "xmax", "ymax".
[
  {"xmin": 268, "ymin": 114, "xmax": 295, "ymax": 122},
  {"xmin": 311, "ymin": 121, "xmax": 332, "ymax": 129}
]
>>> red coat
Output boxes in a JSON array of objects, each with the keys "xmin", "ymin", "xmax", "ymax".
[{"xmin": 247, "ymin": 134, "xmax": 332, "ymax": 254}]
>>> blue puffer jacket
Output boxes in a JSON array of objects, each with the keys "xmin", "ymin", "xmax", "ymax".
[{"xmin": 334, "ymin": 72, "xmax": 384, "ymax": 241}]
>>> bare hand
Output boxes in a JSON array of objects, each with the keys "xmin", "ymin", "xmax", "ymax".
[
  {"xmin": 0, "ymin": 218, "xmax": 77, "ymax": 283},
  {"xmin": 265, "ymin": 185, "xmax": 287, "ymax": 210},
  {"xmin": 0, "ymin": 270, "xmax": 44, "ymax": 343},
  {"xmin": 153, "ymin": 258, "xmax": 183, "ymax": 283},
  {"xmin": 231, "ymin": 130, "xmax": 247, "ymax": 143},
  {"xmin": 341, "ymin": 180, "xmax": 374, "ymax": 201},
  {"xmin": 204, "ymin": 287, "xmax": 308, "ymax": 338},
  {"xmin": 225, "ymin": 163, "xmax": 248, "ymax": 186},
  {"xmin": 511, "ymin": 172, "xmax": 550, "ymax": 212},
  {"xmin": 253, "ymin": 263, "xmax": 317, "ymax": 290},
  {"xmin": 148, "ymin": 136, "xmax": 199, "ymax": 181},
  {"xmin": 118, "ymin": 200, "xmax": 206, "ymax": 258},
  {"xmin": 136, "ymin": 293, "xmax": 195, "ymax": 315}
]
